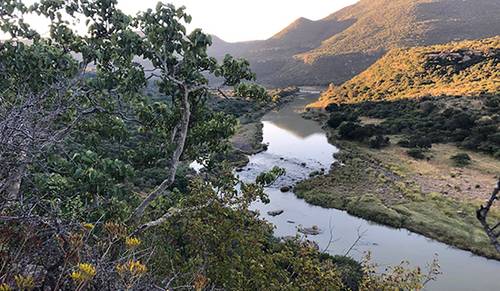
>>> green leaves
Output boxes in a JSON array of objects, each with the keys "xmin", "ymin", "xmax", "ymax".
[
  {"xmin": 234, "ymin": 83, "xmax": 270, "ymax": 103},
  {"xmin": 255, "ymin": 166, "xmax": 286, "ymax": 187},
  {"xmin": 216, "ymin": 55, "xmax": 255, "ymax": 86}
]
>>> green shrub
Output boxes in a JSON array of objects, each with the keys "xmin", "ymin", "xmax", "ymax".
[
  {"xmin": 338, "ymin": 122, "xmax": 374, "ymax": 141},
  {"xmin": 450, "ymin": 153, "xmax": 472, "ymax": 167},
  {"xmin": 407, "ymin": 148, "xmax": 426, "ymax": 160},
  {"xmin": 369, "ymin": 135, "xmax": 390, "ymax": 149},
  {"xmin": 328, "ymin": 113, "xmax": 358, "ymax": 128}
]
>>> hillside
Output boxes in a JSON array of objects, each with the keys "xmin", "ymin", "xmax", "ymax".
[
  {"xmin": 309, "ymin": 37, "xmax": 500, "ymax": 107},
  {"xmin": 209, "ymin": 0, "xmax": 500, "ymax": 86}
]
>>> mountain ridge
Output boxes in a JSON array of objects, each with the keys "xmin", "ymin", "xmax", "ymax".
[{"xmin": 209, "ymin": 0, "xmax": 500, "ymax": 86}]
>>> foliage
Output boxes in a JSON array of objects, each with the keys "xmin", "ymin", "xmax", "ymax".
[
  {"xmin": 234, "ymin": 82, "xmax": 271, "ymax": 103},
  {"xmin": 368, "ymin": 135, "xmax": 390, "ymax": 149},
  {"xmin": 256, "ymin": 166, "xmax": 286, "ymax": 187},
  {"xmin": 450, "ymin": 153, "xmax": 472, "ymax": 167},
  {"xmin": 325, "ymin": 96, "xmax": 500, "ymax": 157},
  {"xmin": 406, "ymin": 148, "xmax": 427, "ymax": 160},
  {"xmin": 338, "ymin": 122, "xmax": 375, "ymax": 141},
  {"xmin": 312, "ymin": 36, "xmax": 500, "ymax": 108}
]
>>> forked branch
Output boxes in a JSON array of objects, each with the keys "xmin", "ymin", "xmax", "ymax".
[{"xmin": 477, "ymin": 179, "xmax": 500, "ymax": 253}]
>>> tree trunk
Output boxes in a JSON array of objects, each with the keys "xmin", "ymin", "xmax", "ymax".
[{"xmin": 129, "ymin": 88, "xmax": 191, "ymax": 221}]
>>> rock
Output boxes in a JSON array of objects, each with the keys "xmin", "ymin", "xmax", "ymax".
[
  {"xmin": 235, "ymin": 168, "xmax": 244, "ymax": 172},
  {"xmin": 301, "ymin": 162, "xmax": 307, "ymax": 167},
  {"xmin": 298, "ymin": 225, "xmax": 321, "ymax": 235},
  {"xmin": 267, "ymin": 210, "xmax": 284, "ymax": 217},
  {"xmin": 280, "ymin": 186, "xmax": 291, "ymax": 193},
  {"xmin": 309, "ymin": 170, "xmax": 322, "ymax": 177}
]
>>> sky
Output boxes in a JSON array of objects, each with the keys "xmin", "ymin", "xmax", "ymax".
[
  {"xmin": 5, "ymin": 0, "xmax": 358, "ymax": 42},
  {"xmin": 117, "ymin": 0, "xmax": 359, "ymax": 42}
]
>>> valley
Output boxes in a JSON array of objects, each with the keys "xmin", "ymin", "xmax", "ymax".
[
  {"xmin": 237, "ymin": 89, "xmax": 500, "ymax": 291},
  {"xmin": 2, "ymin": 0, "xmax": 499, "ymax": 289}
]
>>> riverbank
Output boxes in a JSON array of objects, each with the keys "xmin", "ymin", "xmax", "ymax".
[
  {"xmin": 218, "ymin": 87, "xmax": 301, "ymax": 167},
  {"xmin": 295, "ymin": 122, "xmax": 500, "ymax": 260}
]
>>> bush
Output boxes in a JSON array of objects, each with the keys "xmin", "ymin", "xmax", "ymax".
[
  {"xmin": 407, "ymin": 148, "xmax": 426, "ymax": 160},
  {"xmin": 450, "ymin": 153, "xmax": 472, "ymax": 167},
  {"xmin": 327, "ymin": 113, "xmax": 357, "ymax": 128},
  {"xmin": 398, "ymin": 136, "xmax": 432, "ymax": 149},
  {"xmin": 338, "ymin": 122, "xmax": 374, "ymax": 141},
  {"xmin": 369, "ymin": 135, "xmax": 390, "ymax": 149}
]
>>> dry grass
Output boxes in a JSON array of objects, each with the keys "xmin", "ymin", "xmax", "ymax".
[{"xmin": 365, "ymin": 142, "xmax": 500, "ymax": 204}]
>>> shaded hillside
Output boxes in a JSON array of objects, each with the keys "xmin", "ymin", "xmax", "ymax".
[
  {"xmin": 209, "ymin": 0, "xmax": 500, "ymax": 86},
  {"xmin": 309, "ymin": 37, "xmax": 500, "ymax": 107}
]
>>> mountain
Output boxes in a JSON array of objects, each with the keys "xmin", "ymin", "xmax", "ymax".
[
  {"xmin": 209, "ymin": 0, "xmax": 500, "ymax": 86},
  {"xmin": 308, "ymin": 36, "xmax": 500, "ymax": 108}
]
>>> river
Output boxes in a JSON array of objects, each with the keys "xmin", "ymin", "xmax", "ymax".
[{"xmin": 237, "ymin": 88, "xmax": 500, "ymax": 290}]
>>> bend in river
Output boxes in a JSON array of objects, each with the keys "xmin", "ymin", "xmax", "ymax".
[{"xmin": 237, "ymin": 88, "xmax": 500, "ymax": 291}]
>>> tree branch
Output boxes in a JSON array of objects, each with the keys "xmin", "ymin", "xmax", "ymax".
[{"xmin": 477, "ymin": 179, "xmax": 500, "ymax": 253}]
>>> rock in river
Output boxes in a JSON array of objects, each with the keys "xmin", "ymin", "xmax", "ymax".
[
  {"xmin": 298, "ymin": 225, "xmax": 321, "ymax": 235},
  {"xmin": 280, "ymin": 186, "xmax": 291, "ymax": 192},
  {"xmin": 267, "ymin": 210, "xmax": 284, "ymax": 217}
]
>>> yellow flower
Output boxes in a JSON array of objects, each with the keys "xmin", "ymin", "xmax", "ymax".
[
  {"xmin": 125, "ymin": 237, "xmax": 141, "ymax": 249},
  {"xmin": 116, "ymin": 260, "xmax": 147, "ymax": 277},
  {"xmin": 82, "ymin": 223, "xmax": 95, "ymax": 231},
  {"xmin": 70, "ymin": 271, "xmax": 83, "ymax": 282},
  {"xmin": 70, "ymin": 263, "xmax": 96, "ymax": 282},
  {"xmin": 0, "ymin": 283, "xmax": 12, "ymax": 291},
  {"xmin": 14, "ymin": 275, "xmax": 34, "ymax": 290}
]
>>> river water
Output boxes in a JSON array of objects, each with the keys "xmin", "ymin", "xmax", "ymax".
[{"xmin": 237, "ymin": 89, "xmax": 500, "ymax": 290}]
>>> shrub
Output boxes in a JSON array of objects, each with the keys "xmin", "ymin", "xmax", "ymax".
[
  {"xmin": 407, "ymin": 148, "xmax": 426, "ymax": 160},
  {"xmin": 445, "ymin": 112, "xmax": 475, "ymax": 130},
  {"xmin": 369, "ymin": 135, "xmax": 390, "ymax": 149},
  {"xmin": 338, "ymin": 122, "xmax": 374, "ymax": 141},
  {"xmin": 450, "ymin": 153, "xmax": 472, "ymax": 167},
  {"xmin": 398, "ymin": 136, "xmax": 432, "ymax": 149},
  {"xmin": 327, "ymin": 113, "xmax": 357, "ymax": 128}
]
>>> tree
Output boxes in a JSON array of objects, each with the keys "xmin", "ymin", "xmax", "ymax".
[{"xmin": 0, "ymin": 0, "xmax": 260, "ymax": 288}]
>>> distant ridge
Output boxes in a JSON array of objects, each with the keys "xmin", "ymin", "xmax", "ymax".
[{"xmin": 209, "ymin": 0, "xmax": 500, "ymax": 86}]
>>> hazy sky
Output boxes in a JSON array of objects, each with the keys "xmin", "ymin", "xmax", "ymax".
[
  {"xmin": 117, "ymin": 0, "xmax": 359, "ymax": 42},
  {"xmin": 7, "ymin": 0, "xmax": 358, "ymax": 42}
]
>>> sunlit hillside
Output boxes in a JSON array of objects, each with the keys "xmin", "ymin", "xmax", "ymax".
[{"xmin": 310, "ymin": 37, "xmax": 500, "ymax": 107}]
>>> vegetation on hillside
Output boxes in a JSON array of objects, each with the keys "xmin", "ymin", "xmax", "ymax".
[
  {"xmin": 312, "ymin": 37, "xmax": 500, "ymax": 107},
  {"xmin": 321, "ymin": 95, "xmax": 500, "ymax": 157}
]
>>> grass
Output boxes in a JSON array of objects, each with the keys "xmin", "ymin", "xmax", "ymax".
[{"xmin": 295, "ymin": 138, "xmax": 500, "ymax": 260}]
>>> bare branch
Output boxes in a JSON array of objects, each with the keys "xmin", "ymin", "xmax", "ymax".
[
  {"xmin": 477, "ymin": 179, "xmax": 500, "ymax": 253},
  {"xmin": 130, "ymin": 200, "xmax": 214, "ymax": 237}
]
